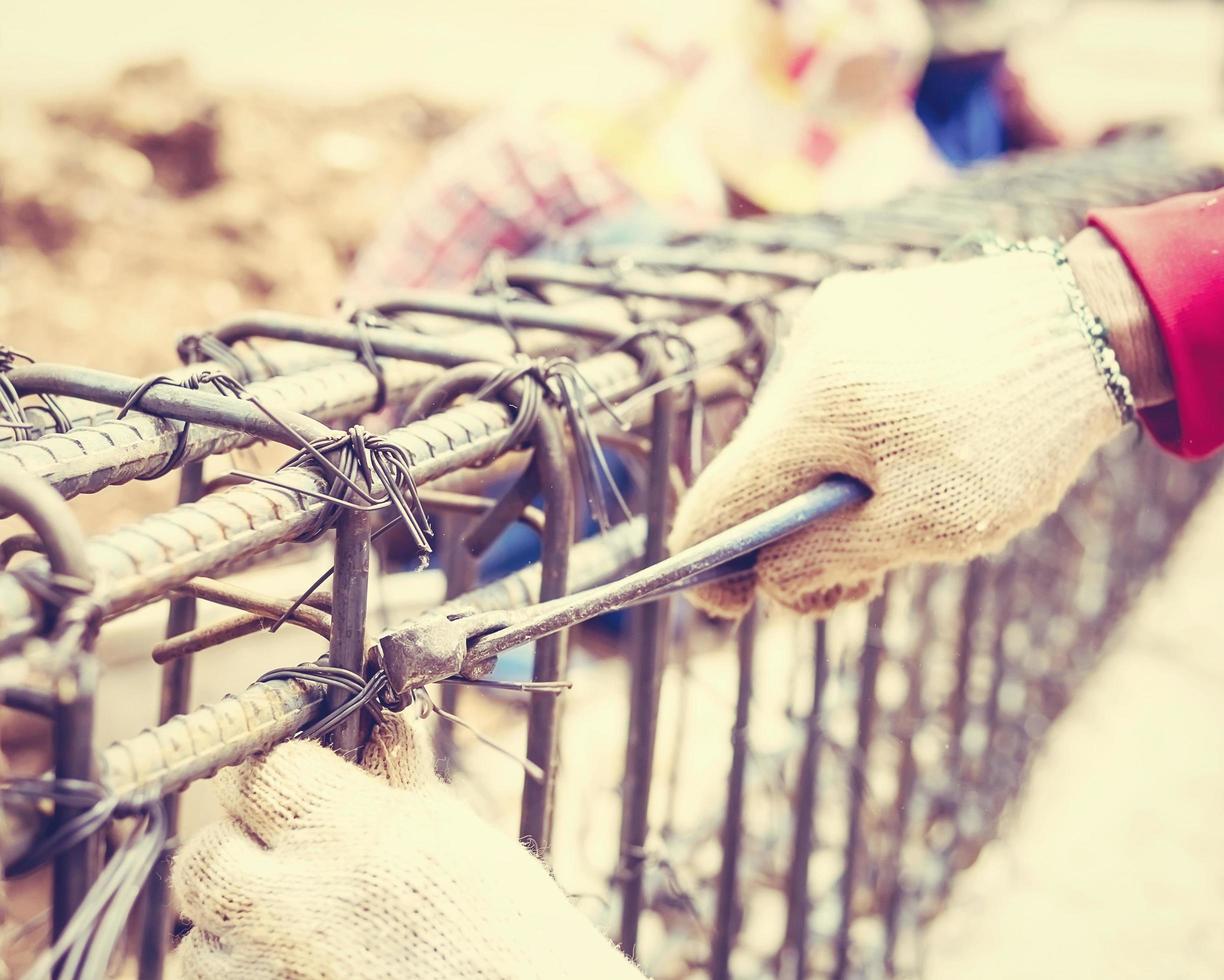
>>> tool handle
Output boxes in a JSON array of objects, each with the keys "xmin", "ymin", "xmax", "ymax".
[{"xmin": 465, "ymin": 475, "xmax": 871, "ymax": 666}]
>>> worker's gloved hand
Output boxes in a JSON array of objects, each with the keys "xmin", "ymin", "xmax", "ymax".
[
  {"xmin": 671, "ymin": 247, "xmax": 1134, "ymax": 618},
  {"xmin": 172, "ymin": 717, "xmax": 644, "ymax": 979}
]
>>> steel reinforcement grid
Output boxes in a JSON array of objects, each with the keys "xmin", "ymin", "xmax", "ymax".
[{"xmin": 0, "ymin": 129, "xmax": 1220, "ymax": 980}]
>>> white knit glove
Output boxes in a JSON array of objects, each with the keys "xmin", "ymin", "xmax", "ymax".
[
  {"xmin": 671, "ymin": 249, "xmax": 1129, "ymax": 618},
  {"xmin": 172, "ymin": 717, "xmax": 644, "ymax": 979}
]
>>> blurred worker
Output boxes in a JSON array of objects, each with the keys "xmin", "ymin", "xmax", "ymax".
[
  {"xmin": 342, "ymin": 0, "xmax": 940, "ymax": 302},
  {"xmin": 171, "ymin": 182, "xmax": 1221, "ymax": 976}
]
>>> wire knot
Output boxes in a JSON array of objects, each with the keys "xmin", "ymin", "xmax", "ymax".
[{"xmin": 475, "ymin": 355, "xmax": 632, "ymax": 531}]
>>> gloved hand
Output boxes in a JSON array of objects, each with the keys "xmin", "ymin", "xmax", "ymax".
[
  {"xmin": 172, "ymin": 717, "xmax": 644, "ymax": 979},
  {"xmin": 671, "ymin": 244, "xmax": 1144, "ymax": 618}
]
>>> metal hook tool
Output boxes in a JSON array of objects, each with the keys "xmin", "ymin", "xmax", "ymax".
[{"xmin": 376, "ymin": 475, "xmax": 870, "ymax": 697}]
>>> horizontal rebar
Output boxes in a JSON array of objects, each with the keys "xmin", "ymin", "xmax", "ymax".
[
  {"xmin": 0, "ymin": 306, "xmax": 769, "ymax": 652},
  {"xmin": 0, "ymin": 516, "xmax": 647, "ymax": 865}
]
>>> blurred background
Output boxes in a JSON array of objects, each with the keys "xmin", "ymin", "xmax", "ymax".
[{"xmin": 1, "ymin": 1, "xmax": 1222, "ymax": 977}]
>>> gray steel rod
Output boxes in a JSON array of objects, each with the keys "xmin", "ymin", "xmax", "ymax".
[
  {"xmin": 108, "ymin": 519, "xmax": 641, "ymax": 806},
  {"xmin": 137, "ymin": 460, "xmax": 204, "ymax": 980},
  {"xmin": 617, "ymin": 379, "xmax": 677, "ymax": 954},
  {"xmin": 8, "ymin": 365, "xmax": 337, "ymax": 447},
  {"xmin": 0, "ymin": 308, "xmax": 760, "ymax": 652},
  {"xmin": 831, "ymin": 593, "xmax": 888, "ymax": 980},
  {"xmin": 0, "ymin": 354, "xmax": 437, "ymax": 514},
  {"xmin": 0, "ymin": 342, "xmax": 337, "ymax": 447},
  {"xmin": 709, "ymin": 606, "xmax": 757, "ymax": 980},
  {"xmin": 0, "ymin": 324, "xmax": 526, "ymax": 516},
  {"xmin": 327, "ymin": 509, "xmax": 372, "ymax": 760},
  {"xmin": 1, "ymin": 517, "xmax": 646, "ymax": 865}
]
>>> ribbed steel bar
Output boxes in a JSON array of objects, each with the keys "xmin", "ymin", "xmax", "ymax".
[
  {"xmin": 777, "ymin": 620, "xmax": 830, "ymax": 980},
  {"xmin": 709, "ymin": 606, "xmax": 757, "ymax": 980},
  {"xmin": 8, "ymin": 365, "xmax": 337, "ymax": 446},
  {"xmin": 327, "ymin": 509, "xmax": 372, "ymax": 760},
  {"xmin": 0, "ymin": 470, "xmax": 98, "ymax": 955},
  {"xmin": 617, "ymin": 378, "xmax": 678, "ymax": 954},
  {"xmin": 137, "ymin": 460, "xmax": 204, "ymax": 980},
  {"xmin": 504, "ymin": 258, "xmax": 761, "ymax": 306},
  {"xmin": 1, "ymin": 517, "xmax": 647, "ymax": 868},
  {"xmin": 392, "ymin": 360, "xmax": 579, "ymax": 853},
  {"xmin": 0, "ymin": 309, "xmax": 758, "ymax": 653},
  {"xmin": 0, "ymin": 323, "xmax": 528, "ymax": 516},
  {"xmin": 0, "ymin": 354, "xmax": 432, "ymax": 513},
  {"xmin": 832, "ymin": 592, "xmax": 888, "ymax": 980},
  {"xmin": 0, "ymin": 341, "xmax": 336, "ymax": 447}
]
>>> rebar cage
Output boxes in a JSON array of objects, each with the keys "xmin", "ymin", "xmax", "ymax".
[{"xmin": 1, "ymin": 129, "xmax": 1220, "ymax": 980}]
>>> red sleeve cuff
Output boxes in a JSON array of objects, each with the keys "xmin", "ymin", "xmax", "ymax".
[{"xmin": 1089, "ymin": 189, "xmax": 1224, "ymax": 460}]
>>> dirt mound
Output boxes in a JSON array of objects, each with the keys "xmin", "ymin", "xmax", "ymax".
[{"xmin": 0, "ymin": 59, "xmax": 461, "ymax": 528}]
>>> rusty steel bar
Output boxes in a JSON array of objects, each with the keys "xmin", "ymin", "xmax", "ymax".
[
  {"xmin": 0, "ymin": 324, "xmax": 526, "ymax": 515},
  {"xmin": 882, "ymin": 574, "xmax": 939, "ymax": 972},
  {"xmin": 516, "ymin": 404, "xmax": 575, "ymax": 854},
  {"xmin": 327, "ymin": 509, "xmax": 373, "ymax": 760},
  {"xmin": 947, "ymin": 559, "xmax": 988, "ymax": 779},
  {"xmin": 832, "ymin": 592, "xmax": 888, "ymax": 980},
  {"xmin": 7, "ymin": 364, "xmax": 338, "ymax": 447},
  {"xmin": 0, "ymin": 341, "xmax": 336, "ymax": 447},
  {"xmin": 577, "ymin": 244, "xmax": 831, "ymax": 287},
  {"xmin": 210, "ymin": 311, "xmax": 509, "ymax": 368},
  {"xmin": 393, "ymin": 359, "xmax": 579, "ymax": 852},
  {"xmin": 2, "ymin": 517, "xmax": 648, "ymax": 871},
  {"xmin": 617, "ymin": 373, "xmax": 678, "ymax": 954},
  {"xmin": 432, "ymin": 510, "xmax": 479, "ymax": 772},
  {"xmin": 0, "ymin": 470, "xmax": 98, "ymax": 952},
  {"xmin": 369, "ymin": 290, "xmax": 632, "ymax": 343},
  {"xmin": 709, "ymin": 605, "xmax": 757, "ymax": 980},
  {"xmin": 777, "ymin": 619, "xmax": 830, "ymax": 980},
  {"xmin": 0, "ymin": 309, "xmax": 755, "ymax": 652},
  {"xmin": 137, "ymin": 459, "xmax": 204, "ymax": 980}
]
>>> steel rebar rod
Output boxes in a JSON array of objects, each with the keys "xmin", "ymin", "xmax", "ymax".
[
  {"xmin": 777, "ymin": 620, "xmax": 830, "ymax": 980},
  {"xmin": 378, "ymin": 478, "xmax": 871, "ymax": 695},
  {"xmin": 831, "ymin": 592, "xmax": 888, "ymax": 980},
  {"xmin": 137, "ymin": 459, "xmax": 203, "ymax": 980},
  {"xmin": 0, "ymin": 308, "xmax": 756, "ymax": 652},
  {"xmin": 617, "ymin": 375, "xmax": 677, "ymax": 954},
  {"xmin": 0, "ymin": 330, "xmax": 522, "ymax": 515},
  {"xmin": 709, "ymin": 606, "xmax": 757, "ymax": 980},
  {"xmin": 211, "ymin": 311, "xmax": 511, "ymax": 369},
  {"xmin": 7, "ymin": 364, "xmax": 337, "ymax": 448},
  {"xmin": 0, "ymin": 470, "xmax": 98, "ymax": 953},
  {"xmin": 327, "ymin": 509, "xmax": 373, "ymax": 760},
  {"xmin": 0, "ymin": 341, "xmax": 336, "ymax": 447}
]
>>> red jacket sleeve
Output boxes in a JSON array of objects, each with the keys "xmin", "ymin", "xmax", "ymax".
[{"xmin": 1088, "ymin": 189, "xmax": 1224, "ymax": 459}]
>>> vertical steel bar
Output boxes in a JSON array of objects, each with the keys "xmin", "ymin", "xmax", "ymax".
[
  {"xmin": 777, "ymin": 620, "xmax": 830, "ymax": 980},
  {"xmin": 137, "ymin": 461, "xmax": 204, "ymax": 980},
  {"xmin": 947, "ymin": 559, "xmax": 987, "ymax": 777},
  {"xmin": 50, "ymin": 668, "xmax": 97, "ymax": 948},
  {"xmin": 617, "ymin": 385, "xmax": 677, "ymax": 954},
  {"xmin": 517, "ymin": 406, "xmax": 575, "ymax": 854},
  {"xmin": 0, "ymin": 469, "xmax": 99, "ymax": 966},
  {"xmin": 882, "ymin": 576, "xmax": 936, "ymax": 971},
  {"xmin": 435, "ymin": 515, "xmax": 478, "ymax": 773},
  {"xmin": 327, "ymin": 508, "xmax": 372, "ymax": 760},
  {"xmin": 398, "ymin": 361, "xmax": 576, "ymax": 852},
  {"xmin": 710, "ymin": 604, "xmax": 757, "ymax": 980},
  {"xmin": 832, "ymin": 591, "xmax": 887, "ymax": 980}
]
